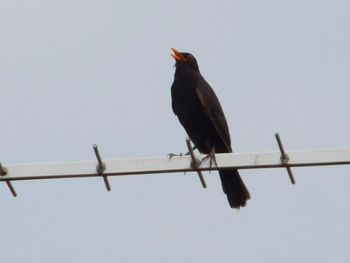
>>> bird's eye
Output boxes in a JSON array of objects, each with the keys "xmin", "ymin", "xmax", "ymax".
[{"xmin": 187, "ymin": 55, "xmax": 194, "ymax": 61}]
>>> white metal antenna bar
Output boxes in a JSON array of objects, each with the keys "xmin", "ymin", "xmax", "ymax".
[
  {"xmin": 1, "ymin": 148, "xmax": 350, "ymax": 182},
  {"xmin": 1, "ymin": 133, "xmax": 350, "ymax": 197}
]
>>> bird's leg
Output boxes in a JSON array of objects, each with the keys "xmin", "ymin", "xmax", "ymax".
[
  {"xmin": 201, "ymin": 147, "xmax": 218, "ymax": 173},
  {"xmin": 184, "ymin": 146, "xmax": 197, "ymax": 156},
  {"xmin": 167, "ymin": 146, "xmax": 197, "ymax": 159}
]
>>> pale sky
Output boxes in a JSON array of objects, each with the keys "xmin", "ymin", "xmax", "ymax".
[{"xmin": 1, "ymin": 1, "xmax": 350, "ymax": 262}]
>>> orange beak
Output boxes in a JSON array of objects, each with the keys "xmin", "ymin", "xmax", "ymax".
[{"xmin": 171, "ymin": 48, "xmax": 187, "ymax": 62}]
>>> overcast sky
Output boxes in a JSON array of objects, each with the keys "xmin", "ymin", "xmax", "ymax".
[{"xmin": 1, "ymin": 1, "xmax": 350, "ymax": 262}]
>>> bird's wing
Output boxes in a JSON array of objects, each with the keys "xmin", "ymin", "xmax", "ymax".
[{"xmin": 195, "ymin": 83, "xmax": 232, "ymax": 152}]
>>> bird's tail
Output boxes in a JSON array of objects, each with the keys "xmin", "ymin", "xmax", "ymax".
[{"xmin": 219, "ymin": 169, "xmax": 250, "ymax": 209}]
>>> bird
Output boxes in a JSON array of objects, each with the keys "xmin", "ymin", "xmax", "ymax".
[{"xmin": 170, "ymin": 48, "xmax": 250, "ymax": 209}]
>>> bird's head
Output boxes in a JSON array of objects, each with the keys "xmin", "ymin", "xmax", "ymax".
[{"xmin": 171, "ymin": 48, "xmax": 200, "ymax": 73}]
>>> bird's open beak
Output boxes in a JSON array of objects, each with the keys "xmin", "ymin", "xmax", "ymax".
[{"xmin": 171, "ymin": 48, "xmax": 187, "ymax": 62}]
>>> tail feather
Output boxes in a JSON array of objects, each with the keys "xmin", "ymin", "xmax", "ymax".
[{"xmin": 219, "ymin": 169, "xmax": 250, "ymax": 209}]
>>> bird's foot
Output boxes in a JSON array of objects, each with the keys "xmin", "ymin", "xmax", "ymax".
[
  {"xmin": 167, "ymin": 146, "xmax": 197, "ymax": 159},
  {"xmin": 185, "ymin": 146, "xmax": 197, "ymax": 155},
  {"xmin": 167, "ymin": 152, "xmax": 184, "ymax": 159},
  {"xmin": 201, "ymin": 147, "xmax": 218, "ymax": 173}
]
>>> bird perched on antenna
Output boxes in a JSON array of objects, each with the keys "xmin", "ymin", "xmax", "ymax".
[{"xmin": 170, "ymin": 48, "xmax": 250, "ymax": 209}]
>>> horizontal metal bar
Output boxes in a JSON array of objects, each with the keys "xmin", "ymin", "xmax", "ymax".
[{"xmin": 2, "ymin": 148, "xmax": 350, "ymax": 181}]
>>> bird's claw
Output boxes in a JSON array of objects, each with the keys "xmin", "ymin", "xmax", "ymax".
[
  {"xmin": 168, "ymin": 146, "xmax": 197, "ymax": 158},
  {"xmin": 201, "ymin": 147, "xmax": 218, "ymax": 173},
  {"xmin": 167, "ymin": 152, "xmax": 183, "ymax": 159}
]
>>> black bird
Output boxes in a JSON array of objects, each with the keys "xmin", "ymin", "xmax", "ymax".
[{"xmin": 170, "ymin": 48, "xmax": 250, "ymax": 209}]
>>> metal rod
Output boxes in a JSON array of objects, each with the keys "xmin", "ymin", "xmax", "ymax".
[
  {"xmin": 186, "ymin": 138, "xmax": 207, "ymax": 188},
  {"xmin": 286, "ymin": 167, "xmax": 295, "ymax": 184},
  {"xmin": 0, "ymin": 161, "xmax": 17, "ymax": 196},
  {"xmin": 93, "ymin": 144, "xmax": 105, "ymax": 173},
  {"xmin": 102, "ymin": 176, "xmax": 111, "ymax": 191},
  {"xmin": 2, "ymin": 148, "xmax": 350, "ymax": 182},
  {"xmin": 0, "ymin": 162, "xmax": 8, "ymax": 176},
  {"xmin": 275, "ymin": 133, "xmax": 288, "ymax": 160},
  {"xmin": 275, "ymin": 133, "xmax": 296, "ymax": 184},
  {"xmin": 5, "ymin": 181, "xmax": 17, "ymax": 197},
  {"xmin": 93, "ymin": 144, "xmax": 111, "ymax": 191}
]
